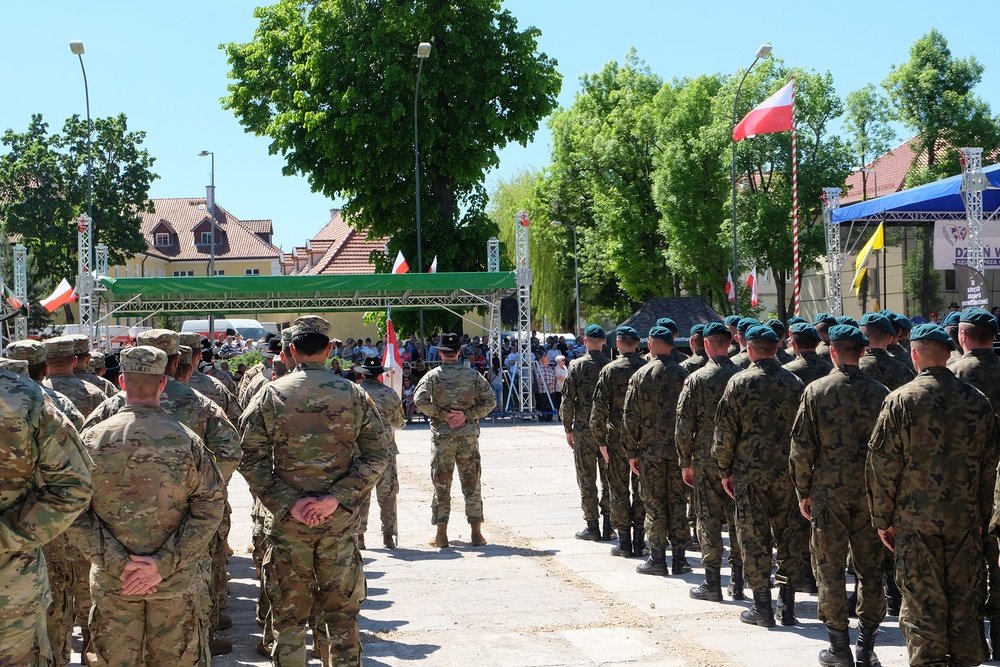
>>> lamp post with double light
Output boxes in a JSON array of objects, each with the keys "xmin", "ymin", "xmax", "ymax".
[{"xmin": 414, "ymin": 41, "xmax": 431, "ymax": 345}]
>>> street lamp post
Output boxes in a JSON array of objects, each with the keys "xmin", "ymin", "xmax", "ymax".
[
  {"xmin": 70, "ymin": 40, "xmax": 95, "ymax": 342},
  {"xmin": 551, "ymin": 221, "xmax": 581, "ymax": 335},
  {"xmin": 730, "ymin": 43, "xmax": 772, "ymax": 317},
  {"xmin": 414, "ymin": 41, "xmax": 431, "ymax": 347},
  {"xmin": 199, "ymin": 150, "xmax": 216, "ymax": 342}
]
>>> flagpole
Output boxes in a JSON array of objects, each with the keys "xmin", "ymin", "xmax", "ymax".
[{"xmin": 791, "ymin": 77, "xmax": 800, "ymax": 317}]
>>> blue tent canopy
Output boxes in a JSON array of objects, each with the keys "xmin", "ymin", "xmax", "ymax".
[{"xmin": 832, "ymin": 162, "xmax": 1000, "ymax": 225}]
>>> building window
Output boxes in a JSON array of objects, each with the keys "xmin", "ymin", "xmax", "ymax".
[
  {"xmin": 200, "ymin": 231, "xmax": 213, "ymax": 245},
  {"xmin": 245, "ymin": 268, "xmax": 260, "ymax": 275},
  {"xmin": 944, "ymin": 269, "xmax": 956, "ymax": 291},
  {"xmin": 213, "ymin": 269, "xmax": 225, "ymax": 276},
  {"xmin": 173, "ymin": 270, "xmax": 194, "ymax": 277},
  {"xmin": 155, "ymin": 232, "xmax": 171, "ymax": 247}
]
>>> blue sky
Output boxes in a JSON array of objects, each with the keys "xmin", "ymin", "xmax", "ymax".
[{"xmin": 3, "ymin": 2, "xmax": 999, "ymax": 251}]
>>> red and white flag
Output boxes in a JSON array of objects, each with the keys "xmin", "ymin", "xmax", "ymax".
[
  {"xmin": 428, "ymin": 256, "xmax": 438, "ymax": 273},
  {"xmin": 381, "ymin": 312, "xmax": 404, "ymax": 397},
  {"xmin": 725, "ymin": 270, "xmax": 736, "ymax": 301},
  {"xmin": 391, "ymin": 250, "xmax": 409, "ymax": 274},
  {"xmin": 733, "ymin": 81, "xmax": 794, "ymax": 142},
  {"xmin": 40, "ymin": 278, "xmax": 77, "ymax": 313},
  {"xmin": 746, "ymin": 270, "xmax": 759, "ymax": 307}
]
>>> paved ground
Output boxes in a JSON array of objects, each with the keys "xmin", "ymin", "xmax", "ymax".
[{"xmin": 75, "ymin": 421, "xmax": 923, "ymax": 665}]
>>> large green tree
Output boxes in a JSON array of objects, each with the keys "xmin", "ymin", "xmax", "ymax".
[{"xmin": 844, "ymin": 84, "xmax": 897, "ymax": 199}]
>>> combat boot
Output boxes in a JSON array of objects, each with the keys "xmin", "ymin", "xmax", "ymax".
[
  {"xmin": 855, "ymin": 623, "xmax": 881, "ymax": 667},
  {"xmin": 470, "ymin": 521, "xmax": 487, "ymax": 546},
  {"xmin": 818, "ymin": 627, "xmax": 853, "ymax": 667},
  {"xmin": 728, "ymin": 563, "xmax": 746, "ymax": 601},
  {"xmin": 600, "ymin": 515, "xmax": 613, "ymax": 541},
  {"xmin": 575, "ymin": 520, "xmax": 601, "ymax": 541},
  {"xmin": 635, "ymin": 546, "xmax": 667, "ymax": 576},
  {"xmin": 689, "ymin": 566, "xmax": 723, "ymax": 602},
  {"xmin": 358, "ymin": 534, "xmax": 366, "ymax": 550},
  {"xmin": 740, "ymin": 589, "xmax": 775, "ymax": 627},
  {"xmin": 429, "ymin": 522, "xmax": 449, "ymax": 548},
  {"xmin": 633, "ymin": 527, "xmax": 647, "ymax": 557},
  {"xmin": 776, "ymin": 584, "xmax": 797, "ymax": 626},
  {"xmin": 215, "ymin": 612, "xmax": 233, "ymax": 631},
  {"xmin": 884, "ymin": 573, "xmax": 901, "ymax": 616},
  {"xmin": 610, "ymin": 530, "xmax": 633, "ymax": 558},
  {"xmin": 383, "ymin": 533, "xmax": 395, "ymax": 549},
  {"xmin": 671, "ymin": 547, "xmax": 693, "ymax": 575},
  {"xmin": 804, "ymin": 568, "xmax": 819, "ymax": 594},
  {"xmin": 209, "ymin": 633, "xmax": 233, "ymax": 656}
]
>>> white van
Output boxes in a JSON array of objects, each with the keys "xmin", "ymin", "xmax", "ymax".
[{"xmin": 180, "ymin": 318, "xmax": 268, "ymax": 342}]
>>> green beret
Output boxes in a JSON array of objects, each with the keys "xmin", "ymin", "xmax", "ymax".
[
  {"xmin": 583, "ymin": 324, "xmax": 606, "ymax": 339},
  {"xmin": 136, "ymin": 329, "xmax": 180, "ymax": 356},
  {"xmin": 893, "ymin": 314, "xmax": 913, "ymax": 331},
  {"xmin": 0, "ymin": 358, "xmax": 29, "ymax": 376},
  {"xmin": 647, "ymin": 326, "xmax": 674, "ymax": 344},
  {"xmin": 813, "ymin": 313, "xmax": 838, "ymax": 327},
  {"xmin": 655, "ymin": 318, "xmax": 678, "ymax": 334},
  {"xmin": 177, "ymin": 345, "xmax": 193, "ymax": 366},
  {"xmin": 738, "ymin": 318, "xmax": 759, "ymax": 334},
  {"xmin": 960, "ymin": 307, "xmax": 999, "ymax": 332},
  {"xmin": 910, "ymin": 323, "xmax": 955, "ymax": 350},
  {"xmin": 292, "ymin": 315, "xmax": 331, "ymax": 338},
  {"xmin": 828, "ymin": 324, "xmax": 869, "ymax": 347},
  {"xmin": 7, "ymin": 339, "xmax": 46, "ymax": 364},
  {"xmin": 746, "ymin": 325, "xmax": 779, "ymax": 342},
  {"xmin": 790, "ymin": 322, "xmax": 822, "ymax": 341},
  {"xmin": 942, "ymin": 311, "xmax": 961, "ymax": 327},
  {"xmin": 65, "ymin": 334, "xmax": 91, "ymax": 355},
  {"xmin": 786, "ymin": 316, "xmax": 808, "ymax": 327},
  {"xmin": 702, "ymin": 322, "xmax": 730, "ymax": 338},
  {"xmin": 615, "ymin": 326, "xmax": 640, "ymax": 341},
  {"xmin": 859, "ymin": 312, "xmax": 896, "ymax": 336},
  {"xmin": 836, "ymin": 316, "xmax": 860, "ymax": 328},
  {"xmin": 120, "ymin": 345, "xmax": 168, "ymax": 374},
  {"xmin": 178, "ymin": 333, "xmax": 204, "ymax": 348},
  {"xmin": 689, "ymin": 324, "xmax": 705, "ymax": 337},
  {"xmin": 764, "ymin": 318, "xmax": 786, "ymax": 335},
  {"xmin": 43, "ymin": 336, "xmax": 77, "ymax": 359},
  {"xmin": 724, "ymin": 315, "xmax": 741, "ymax": 327}
]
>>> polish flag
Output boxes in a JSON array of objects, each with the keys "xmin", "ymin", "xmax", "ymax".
[
  {"xmin": 391, "ymin": 251, "xmax": 409, "ymax": 274},
  {"xmin": 381, "ymin": 313, "xmax": 404, "ymax": 397},
  {"xmin": 747, "ymin": 270, "xmax": 759, "ymax": 307},
  {"xmin": 725, "ymin": 270, "xmax": 736, "ymax": 301},
  {"xmin": 733, "ymin": 81, "xmax": 794, "ymax": 142},
  {"xmin": 428, "ymin": 256, "xmax": 438, "ymax": 273},
  {"xmin": 40, "ymin": 278, "xmax": 77, "ymax": 313}
]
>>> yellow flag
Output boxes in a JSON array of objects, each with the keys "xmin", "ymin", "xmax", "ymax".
[{"xmin": 852, "ymin": 224, "xmax": 885, "ymax": 295}]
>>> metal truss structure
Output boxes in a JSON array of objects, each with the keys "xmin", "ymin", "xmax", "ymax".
[
  {"xmin": 13, "ymin": 244, "xmax": 27, "ymax": 342},
  {"xmin": 76, "ymin": 214, "xmax": 94, "ymax": 342},
  {"xmin": 961, "ymin": 147, "xmax": 987, "ymax": 274},
  {"xmin": 822, "ymin": 188, "xmax": 843, "ymax": 316},
  {"xmin": 486, "ymin": 237, "xmax": 502, "ymax": 384},
  {"xmin": 514, "ymin": 210, "xmax": 533, "ymax": 415}
]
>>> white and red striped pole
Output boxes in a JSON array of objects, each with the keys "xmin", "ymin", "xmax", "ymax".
[{"xmin": 790, "ymin": 77, "xmax": 800, "ymax": 316}]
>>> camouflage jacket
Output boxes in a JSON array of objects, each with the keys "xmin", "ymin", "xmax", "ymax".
[
  {"xmin": 887, "ymin": 342, "xmax": 915, "ymax": 372},
  {"xmin": 730, "ymin": 350, "xmax": 751, "ymax": 369},
  {"xmin": 727, "ymin": 343, "xmax": 740, "ymax": 358},
  {"xmin": 209, "ymin": 368, "xmax": 237, "ymax": 394},
  {"xmin": 239, "ymin": 362, "xmax": 388, "ymax": 526},
  {"xmin": 868, "ymin": 367, "xmax": 998, "ymax": 535},
  {"xmin": 559, "ymin": 350, "xmax": 610, "ymax": 434},
  {"xmin": 361, "ymin": 379, "xmax": 406, "ymax": 455},
  {"xmin": 75, "ymin": 369, "xmax": 118, "ymax": 397},
  {"xmin": 0, "ymin": 370, "xmax": 92, "ymax": 612},
  {"xmin": 784, "ymin": 351, "xmax": 834, "ymax": 387},
  {"xmin": 413, "ymin": 361, "xmax": 496, "ymax": 438},
  {"xmin": 589, "ymin": 352, "xmax": 647, "ymax": 450},
  {"xmin": 238, "ymin": 363, "xmax": 266, "ymax": 397},
  {"xmin": 776, "ymin": 347, "xmax": 795, "ymax": 365},
  {"xmin": 238, "ymin": 369, "xmax": 270, "ymax": 409},
  {"xmin": 680, "ymin": 350, "xmax": 708, "ymax": 374},
  {"xmin": 189, "ymin": 371, "xmax": 242, "ymax": 425},
  {"xmin": 667, "ymin": 348, "xmax": 688, "ymax": 365},
  {"xmin": 713, "ymin": 358, "xmax": 804, "ymax": 480},
  {"xmin": 816, "ymin": 341, "xmax": 831, "ymax": 362},
  {"xmin": 859, "ymin": 348, "xmax": 914, "ymax": 391},
  {"xmin": 70, "ymin": 406, "xmax": 224, "ymax": 599},
  {"xmin": 44, "ymin": 372, "xmax": 107, "ymax": 418},
  {"xmin": 622, "ymin": 355, "xmax": 688, "ymax": 461},
  {"xmin": 675, "ymin": 356, "xmax": 743, "ymax": 471},
  {"xmin": 789, "ymin": 365, "xmax": 889, "ymax": 508},
  {"xmin": 83, "ymin": 378, "xmax": 241, "ymax": 481},
  {"xmin": 950, "ymin": 348, "xmax": 1000, "ymax": 413},
  {"xmin": 39, "ymin": 383, "xmax": 85, "ymax": 430}
]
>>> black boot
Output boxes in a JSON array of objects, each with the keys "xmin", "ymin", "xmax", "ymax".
[
  {"xmin": 884, "ymin": 573, "xmax": 901, "ymax": 616},
  {"xmin": 599, "ymin": 515, "xmax": 613, "ymax": 541},
  {"xmin": 777, "ymin": 584, "xmax": 797, "ymax": 626},
  {"xmin": 855, "ymin": 623, "xmax": 881, "ymax": 667},
  {"xmin": 804, "ymin": 568, "xmax": 819, "ymax": 594},
  {"xmin": 740, "ymin": 589, "xmax": 775, "ymax": 627},
  {"xmin": 636, "ymin": 546, "xmax": 667, "ymax": 576},
  {"xmin": 728, "ymin": 563, "xmax": 745, "ymax": 601},
  {"xmin": 690, "ymin": 566, "xmax": 723, "ymax": 602},
  {"xmin": 575, "ymin": 520, "xmax": 601, "ymax": 541},
  {"xmin": 633, "ymin": 527, "xmax": 647, "ymax": 558},
  {"xmin": 671, "ymin": 547, "xmax": 693, "ymax": 575},
  {"xmin": 990, "ymin": 617, "xmax": 1000, "ymax": 661},
  {"xmin": 818, "ymin": 627, "xmax": 853, "ymax": 667},
  {"xmin": 610, "ymin": 530, "xmax": 633, "ymax": 558}
]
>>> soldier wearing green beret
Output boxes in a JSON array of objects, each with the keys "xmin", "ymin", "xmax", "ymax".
[
  {"xmin": 869, "ymin": 323, "xmax": 999, "ymax": 666},
  {"xmin": 941, "ymin": 310, "xmax": 965, "ymax": 367},
  {"xmin": 730, "ymin": 318, "xmax": 759, "ymax": 369},
  {"xmin": 784, "ymin": 323, "xmax": 834, "ymax": 387},
  {"xmin": 813, "ymin": 313, "xmax": 838, "ymax": 361},
  {"xmin": 724, "ymin": 315, "xmax": 741, "ymax": 357},
  {"xmin": 655, "ymin": 318, "xmax": 689, "ymax": 365},
  {"xmin": 681, "ymin": 324, "xmax": 709, "ymax": 373},
  {"xmin": 765, "ymin": 319, "xmax": 794, "ymax": 365},
  {"xmin": 885, "ymin": 312, "xmax": 916, "ymax": 372},
  {"xmin": 561, "ymin": 324, "xmax": 613, "ymax": 542}
]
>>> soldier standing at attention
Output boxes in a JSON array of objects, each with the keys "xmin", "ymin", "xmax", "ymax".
[
  {"xmin": 813, "ymin": 313, "xmax": 838, "ymax": 361},
  {"xmin": 885, "ymin": 312, "xmax": 917, "ymax": 372},
  {"xmin": 240, "ymin": 316, "xmax": 388, "ymax": 666},
  {"xmin": 414, "ymin": 332, "xmax": 497, "ymax": 548},
  {"xmin": 590, "ymin": 326, "xmax": 647, "ymax": 558},
  {"xmin": 730, "ymin": 318, "xmax": 758, "ymax": 369},
  {"xmin": 725, "ymin": 315, "xmax": 741, "ymax": 357},
  {"xmin": 44, "ymin": 336, "xmax": 107, "ymax": 418},
  {"xmin": 180, "ymin": 333, "xmax": 241, "ymax": 425},
  {"xmin": 681, "ymin": 324, "xmax": 709, "ymax": 373},
  {"xmin": 623, "ymin": 326, "xmax": 690, "ymax": 576},
  {"xmin": 0, "ymin": 357, "xmax": 92, "ymax": 665},
  {"xmin": 356, "ymin": 356, "xmax": 406, "ymax": 550},
  {"xmin": 783, "ymin": 323, "xmax": 834, "ymax": 386},
  {"xmin": 942, "ymin": 310, "xmax": 965, "ymax": 366},
  {"xmin": 868, "ymin": 323, "xmax": 999, "ymax": 667},
  {"xmin": 655, "ymin": 318, "xmax": 688, "ymax": 364},
  {"xmin": 677, "ymin": 322, "xmax": 745, "ymax": 602},
  {"xmin": 765, "ymin": 319, "xmax": 795, "ymax": 365},
  {"xmin": 559, "ymin": 324, "xmax": 613, "ymax": 542},
  {"xmin": 714, "ymin": 325, "xmax": 807, "ymax": 628},
  {"xmin": 7, "ymin": 339, "xmax": 85, "ymax": 430},
  {"xmin": 789, "ymin": 325, "xmax": 889, "ymax": 667},
  {"xmin": 67, "ymin": 334, "xmax": 118, "ymax": 397}
]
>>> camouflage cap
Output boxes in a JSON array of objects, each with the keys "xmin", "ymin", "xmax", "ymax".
[
  {"xmin": 177, "ymin": 345, "xmax": 193, "ymax": 366},
  {"xmin": 43, "ymin": 336, "xmax": 77, "ymax": 359},
  {"xmin": 859, "ymin": 312, "xmax": 895, "ymax": 336},
  {"xmin": 614, "ymin": 326, "xmax": 640, "ymax": 341},
  {"xmin": 745, "ymin": 325, "xmax": 779, "ymax": 342},
  {"xmin": 65, "ymin": 334, "xmax": 91, "ymax": 355},
  {"xmin": 910, "ymin": 323, "xmax": 955, "ymax": 350},
  {"xmin": 0, "ymin": 358, "xmax": 29, "ymax": 376},
  {"xmin": 724, "ymin": 315, "xmax": 741, "ymax": 327},
  {"xmin": 737, "ymin": 318, "xmax": 759, "ymax": 335},
  {"xmin": 836, "ymin": 315, "xmax": 860, "ymax": 328},
  {"xmin": 120, "ymin": 345, "xmax": 168, "ymax": 374},
  {"xmin": 790, "ymin": 322, "xmax": 822, "ymax": 341},
  {"xmin": 655, "ymin": 318, "xmax": 678, "ymax": 334},
  {"xmin": 689, "ymin": 324, "xmax": 705, "ymax": 337},
  {"xmin": 812, "ymin": 313, "xmax": 838, "ymax": 327},
  {"xmin": 90, "ymin": 351, "xmax": 106, "ymax": 370},
  {"xmin": 702, "ymin": 322, "xmax": 730, "ymax": 338},
  {"xmin": 178, "ymin": 332, "xmax": 205, "ymax": 349},
  {"xmin": 942, "ymin": 310, "xmax": 962, "ymax": 327},
  {"xmin": 280, "ymin": 326, "xmax": 297, "ymax": 346},
  {"xmin": 647, "ymin": 326, "xmax": 674, "ymax": 344},
  {"xmin": 6, "ymin": 339, "xmax": 46, "ymax": 364},
  {"xmin": 583, "ymin": 324, "xmax": 606, "ymax": 339},
  {"xmin": 828, "ymin": 324, "xmax": 869, "ymax": 347},
  {"xmin": 136, "ymin": 329, "xmax": 180, "ymax": 355},
  {"xmin": 292, "ymin": 316, "xmax": 331, "ymax": 338},
  {"xmin": 960, "ymin": 307, "xmax": 1000, "ymax": 332}
]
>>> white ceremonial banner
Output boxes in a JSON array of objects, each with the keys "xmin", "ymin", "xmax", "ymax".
[{"xmin": 933, "ymin": 219, "xmax": 1000, "ymax": 270}]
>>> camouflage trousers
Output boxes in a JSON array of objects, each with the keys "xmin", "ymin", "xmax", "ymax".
[
  {"xmin": 71, "ymin": 547, "xmax": 91, "ymax": 637},
  {"xmin": 572, "ymin": 428, "xmax": 609, "ymax": 522},
  {"xmin": 810, "ymin": 498, "xmax": 885, "ymax": 631},
  {"xmin": 263, "ymin": 521, "xmax": 366, "ymax": 667},
  {"xmin": 430, "ymin": 435, "xmax": 483, "ymax": 525},
  {"xmin": 982, "ymin": 530, "xmax": 1000, "ymax": 617},
  {"xmin": 732, "ymin": 475, "xmax": 808, "ymax": 592},
  {"xmin": 210, "ymin": 500, "xmax": 232, "ymax": 625},
  {"xmin": 0, "ymin": 605, "xmax": 51, "ymax": 667},
  {"xmin": 692, "ymin": 464, "xmax": 741, "ymax": 570},
  {"xmin": 359, "ymin": 451, "xmax": 399, "ymax": 536},
  {"xmin": 606, "ymin": 439, "xmax": 644, "ymax": 533},
  {"xmin": 637, "ymin": 453, "xmax": 689, "ymax": 550},
  {"xmin": 42, "ymin": 536, "xmax": 75, "ymax": 665},
  {"xmin": 896, "ymin": 528, "xmax": 984, "ymax": 667}
]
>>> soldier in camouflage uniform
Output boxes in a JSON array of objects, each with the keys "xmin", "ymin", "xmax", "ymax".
[
  {"xmin": 680, "ymin": 324, "xmax": 709, "ymax": 373},
  {"xmin": 66, "ymin": 334, "xmax": 118, "ymax": 397},
  {"xmin": 713, "ymin": 325, "xmax": 807, "ymax": 628},
  {"xmin": 622, "ymin": 326, "xmax": 690, "ymax": 576},
  {"xmin": 783, "ymin": 323, "xmax": 834, "ymax": 386},
  {"xmin": 790, "ymin": 325, "xmax": 888, "ymax": 667},
  {"xmin": 813, "ymin": 313, "xmax": 837, "ymax": 361},
  {"xmin": 941, "ymin": 310, "xmax": 965, "ymax": 366},
  {"xmin": 885, "ymin": 312, "xmax": 917, "ymax": 372},
  {"xmin": 590, "ymin": 326, "xmax": 648, "ymax": 557},
  {"xmin": 677, "ymin": 322, "xmax": 745, "ymax": 602},
  {"xmin": 69, "ymin": 345, "xmax": 224, "ymax": 667},
  {"xmin": 356, "ymin": 356, "xmax": 405, "ymax": 550},
  {"xmin": 560, "ymin": 324, "xmax": 613, "ymax": 542},
  {"xmin": 414, "ymin": 332, "xmax": 496, "ymax": 548},
  {"xmin": 869, "ymin": 323, "xmax": 999, "ymax": 667},
  {"xmin": 8, "ymin": 340, "xmax": 85, "ymax": 430},
  {"xmin": 655, "ymin": 318, "xmax": 688, "ymax": 365},
  {"xmin": 729, "ymin": 318, "xmax": 757, "ymax": 369},
  {"xmin": 764, "ymin": 319, "xmax": 795, "ymax": 365},
  {"xmin": 239, "ymin": 337, "xmax": 283, "ymax": 409},
  {"xmin": 240, "ymin": 316, "xmax": 388, "ymax": 666},
  {"xmin": 180, "ymin": 333, "xmax": 241, "ymax": 425},
  {"xmin": 725, "ymin": 315, "xmax": 741, "ymax": 357},
  {"xmin": 0, "ymin": 361, "xmax": 92, "ymax": 666}
]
